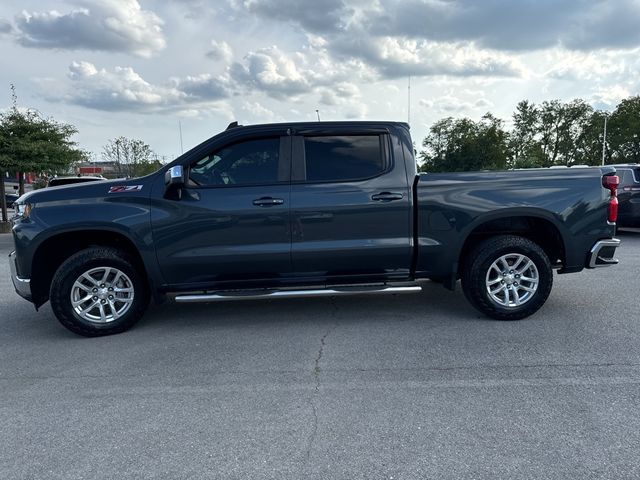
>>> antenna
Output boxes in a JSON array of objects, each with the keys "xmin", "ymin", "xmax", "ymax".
[
  {"xmin": 316, "ymin": 109, "xmax": 321, "ymax": 122},
  {"xmin": 178, "ymin": 120, "xmax": 184, "ymax": 154},
  {"xmin": 407, "ymin": 76, "xmax": 411, "ymax": 125}
]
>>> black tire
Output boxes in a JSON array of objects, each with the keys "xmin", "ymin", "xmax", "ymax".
[
  {"xmin": 461, "ymin": 235, "xmax": 553, "ymax": 320},
  {"xmin": 50, "ymin": 247, "xmax": 149, "ymax": 337}
]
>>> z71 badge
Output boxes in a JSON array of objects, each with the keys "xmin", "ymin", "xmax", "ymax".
[{"xmin": 108, "ymin": 185, "xmax": 143, "ymax": 194}]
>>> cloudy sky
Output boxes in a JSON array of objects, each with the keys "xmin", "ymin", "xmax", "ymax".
[{"xmin": 0, "ymin": 0, "xmax": 639, "ymax": 160}]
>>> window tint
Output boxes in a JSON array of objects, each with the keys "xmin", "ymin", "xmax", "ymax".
[
  {"xmin": 189, "ymin": 138, "xmax": 280, "ymax": 186},
  {"xmin": 619, "ymin": 169, "xmax": 632, "ymax": 186},
  {"xmin": 304, "ymin": 135, "xmax": 384, "ymax": 182},
  {"xmin": 632, "ymin": 168, "xmax": 640, "ymax": 183}
]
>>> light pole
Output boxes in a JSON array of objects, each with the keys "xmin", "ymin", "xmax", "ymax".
[{"xmin": 601, "ymin": 113, "xmax": 608, "ymax": 166}]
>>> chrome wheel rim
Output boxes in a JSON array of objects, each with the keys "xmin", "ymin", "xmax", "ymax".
[
  {"xmin": 70, "ymin": 267, "xmax": 134, "ymax": 323},
  {"xmin": 485, "ymin": 253, "xmax": 539, "ymax": 308}
]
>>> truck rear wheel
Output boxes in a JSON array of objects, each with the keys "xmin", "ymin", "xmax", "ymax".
[
  {"xmin": 50, "ymin": 247, "xmax": 149, "ymax": 337},
  {"xmin": 461, "ymin": 235, "xmax": 553, "ymax": 320}
]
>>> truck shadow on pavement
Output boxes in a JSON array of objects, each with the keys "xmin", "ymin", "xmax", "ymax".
[
  {"xmin": 138, "ymin": 281, "xmax": 481, "ymax": 334},
  {"xmin": 6, "ymin": 281, "xmax": 488, "ymax": 340},
  {"xmin": 616, "ymin": 227, "xmax": 640, "ymax": 237}
]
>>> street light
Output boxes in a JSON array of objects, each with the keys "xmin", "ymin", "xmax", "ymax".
[{"xmin": 601, "ymin": 113, "xmax": 608, "ymax": 166}]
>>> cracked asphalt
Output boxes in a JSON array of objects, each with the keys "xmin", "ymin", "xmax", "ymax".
[{"xmin": 1, "ymin": 230, "xmax": 640, "ymax": 479}]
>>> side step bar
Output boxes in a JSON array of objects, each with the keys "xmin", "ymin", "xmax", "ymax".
[{"xmin": 174, "ymin": 286, "xmax": 423, "ymax": 303}]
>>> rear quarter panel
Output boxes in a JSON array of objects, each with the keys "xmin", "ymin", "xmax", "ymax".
[{"xmin": 415, "ymin": 168, "xmax": 616, "ymax": 278}]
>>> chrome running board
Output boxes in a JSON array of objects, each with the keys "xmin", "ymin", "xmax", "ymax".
[{"xmin": 174, "ymin": 285, "xmax": 422, "ymax": 303}]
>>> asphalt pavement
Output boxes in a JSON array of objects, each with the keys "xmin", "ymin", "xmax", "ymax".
[{"xmin": 1, "ymin": 231, "xmax": 639, "ymax": 479}]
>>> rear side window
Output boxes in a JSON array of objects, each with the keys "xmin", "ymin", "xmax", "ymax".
[
  {"xmin": 303, "ymin": 135, "xmax": 385, "ymax": 182},
  {"xmin": 633, "ymin": 168, "xmax": 640, "ymax": 183},
  {"xmin": 618, "ymin": 169, "xmax": 633, "ymax": 186}
]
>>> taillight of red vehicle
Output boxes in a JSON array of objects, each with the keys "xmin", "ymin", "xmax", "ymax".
[{"xmin": 602, "ymin": 175, "xmax": 619, "ymax": 223}]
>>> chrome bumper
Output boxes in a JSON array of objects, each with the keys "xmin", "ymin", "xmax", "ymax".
[
  {"xmin": 9, "ymin": 251, "xmax": 32, "ymax": 301},
  {"xmin": 587, "ymin": 238, "xmax": 621, "ymax": 268}
]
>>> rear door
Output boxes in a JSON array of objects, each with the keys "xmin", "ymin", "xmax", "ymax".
[
  {"xmin": 618, "ymin": 167, "xmax": 640, "ymax": 226},
  {"xmin": 151, "ymin": 133, "xmax": 292, "ymax": 287},
  {"xmin": 290, "ymin": 128, "xmax": 412, "ymax": 281}
]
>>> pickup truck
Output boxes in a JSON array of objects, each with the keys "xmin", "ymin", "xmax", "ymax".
[{"xmin": 9, "ymin": 121, "xmax": 621, "ymax": 336}]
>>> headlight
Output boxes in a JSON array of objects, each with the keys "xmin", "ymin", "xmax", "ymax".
[{"xmin": 14, "ymin": 202, "xmax": 32, "ymax": 218}]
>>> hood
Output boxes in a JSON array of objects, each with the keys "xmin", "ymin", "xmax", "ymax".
[{"xmin": 17, "ymin": 174, "xmax": 158, "ymax": 205}]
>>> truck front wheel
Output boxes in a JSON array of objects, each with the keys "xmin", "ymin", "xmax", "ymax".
[
  {"xmin": 50, "ymin": 247, "xmax": 150, "ymax": 337},
  {"xmin": 461, "ymin": 235, "xmax": 553, "ymax": 320}
]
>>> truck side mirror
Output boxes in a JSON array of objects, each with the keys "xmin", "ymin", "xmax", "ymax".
[{"xmin": 164, "ymin": 165, "xmax": 185, "ymax": 199}]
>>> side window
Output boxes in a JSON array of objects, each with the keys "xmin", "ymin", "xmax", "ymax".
[
  {"xmin": 189, "ymin": 138, "xmax": 281, "ymax": 186},
  {"xmin": 303, "ymin": 135, "xmax": 385, "ymax": 182},
  {"xmin": 619, "ymin": 169, "xmax": 632, "ymax": 186}
]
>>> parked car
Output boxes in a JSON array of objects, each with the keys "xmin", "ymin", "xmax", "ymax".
[
  {"xmin": 610, "ymin": 164, "xmax": 640, "ymax": 228},
  {"xmin": 4, "ymin": 193, "xmax": 19, "ymax": 209},
  {"xmin": 9, "ymin": 121, "xmax": 620, "ymax": 336},
  {"xmin": 48, "ymin": 176, "xmax": 106, "ymax": 187}
]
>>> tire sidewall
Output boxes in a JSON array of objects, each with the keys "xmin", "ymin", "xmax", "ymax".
[
  {"xmin": 464, "ymin": 236, "xmax": 553, "ymax": 320},
  {"xmin": 51, "ymin": 248, "xmax": 148, "ymax": 336}
]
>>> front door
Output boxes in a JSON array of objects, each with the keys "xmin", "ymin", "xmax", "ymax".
[
  {"xmin": 151, "ymin": 135, "xmax": 291, "ymax": 287},
  {"xmin": 290, "ymin": 130, "xmax": 412, "ymax": 281}
]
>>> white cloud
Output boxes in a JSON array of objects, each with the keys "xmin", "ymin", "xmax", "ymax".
[
  {"xmin": 206, "ymin": 39, "xmax": 233, "ymax": 62},
  {"xmin": 236, "ymin": 0, "xmax": 347, "ymax": 33},
  {"xmin": 0, "ymin": 17, "xmax": 12, "ymax": 34},
  {"xmin": 231, "ymin": 46, "xmax": 310, "ymax": 97},
  {"xmin": 319, "ymin": 82, "xmax": 361, "ymax": 106},
  {"xmin": 170, "ymin": 74, "xmax": 231, "ymax": 101},
  {"xmin": 544, "ymin": 50, "xmax": 631, "ymax": 82},
  {"xmin": 230, "ymin": 45, "xmax": 363, "ymax": 99},
  {"xmin": 55, "ymin": 61, "xmax": 231, "ymax": 113},
  {"xmin": 14, "ymin": 0, "xmax": 165, "ymax": 57},
  {"xmin": 240, "ymin": 100, "xmax": 277, "ymax": 123},
  {"xmin": 590, "ymin": 85, "xmax": 632, "ymax": 109},
  {"xmin": 419, "ymin": 94, "xmax": 495, "ymax": 114},
  {"xmin": 330, "ymin": 35, "xmax": 523, "ymax": 78}
]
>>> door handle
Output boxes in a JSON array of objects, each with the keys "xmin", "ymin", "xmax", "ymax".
[
  {"xmin": 252, "ymin": 197, "xmax": 284, "ymax": 207},
  {"xmin": 371, "ymin": 192, "xmax": 404, "ymax": 202}
]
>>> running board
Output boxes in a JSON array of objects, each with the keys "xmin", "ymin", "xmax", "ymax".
[{"xmin": 174, "ymin": 286, "xmax": 423, "ymax": 303}]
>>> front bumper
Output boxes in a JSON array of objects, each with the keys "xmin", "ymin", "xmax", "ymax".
[
  {"xmin": 587, "ymin": 238, "xmax": 621, "ymax": 268},
  {"xmin": 9, "ymin": 250, "xmax": 32, "ymax": 301}
]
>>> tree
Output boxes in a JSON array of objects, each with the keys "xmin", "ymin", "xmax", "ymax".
[
  {"xmin": 608, "ymin": 96, "xmax": 640, "ymax": 164},
  {"xmin": 0, "ymin": 85, "xmax": 87, "ymax": 222},
  {"xmin": 102, "ymin": 137, "xmax": 157, "ymax": 177},
  {"xmin": 419, "ymin": 114, "xmax": 509, "ymax": 172},
  {"xmin": 510, "ymin": 100, "xmax": 542, "ymax": 167}
]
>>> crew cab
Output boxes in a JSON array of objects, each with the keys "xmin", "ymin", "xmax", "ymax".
[{"xmin": 9, "ymin": 121, "xmax": 621, "ymax": 336}]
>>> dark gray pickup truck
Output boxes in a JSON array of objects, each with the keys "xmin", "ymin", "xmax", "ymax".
[{"xmin": 9, "ymin": 121, "xmax": 621, "ymax": 336}]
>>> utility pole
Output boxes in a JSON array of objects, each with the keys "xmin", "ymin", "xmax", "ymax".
[{"xmin": 601, "ymin": 114, "xmax": 608, "ymax": 166}]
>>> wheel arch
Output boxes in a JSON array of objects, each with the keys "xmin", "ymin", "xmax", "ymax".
[
  {"xmin": 457, "ymin": 209, "xmax": 568, "ymax": 279},
  {"xmin": 30, "ymin": 228, "xmax": 152, "ymax": 308}
]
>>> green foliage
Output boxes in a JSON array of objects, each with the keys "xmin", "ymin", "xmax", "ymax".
[
  {"xmin": 419, "ymin": 114, "xmax": 509, "ymax": 172},
  {"xmin": 133, "ymin": 160, "xmax": 163, "ymax": 177},
  {"xmin": 0, "ymin": 96, "xmax": 87, "ymax": 175},
  {"xmin": 102, "ymin": 136, "xmax": 159, "ymax": 178},
  {"xmin": 419, "ymin": 96, "xmax": 639, "ymax": 172},
  {"xmin": 0, "ymin": 85, "xmax": 88, "ymax": 219},
  {"xmin": 607, "ymin": 96, "xmax": 640, "ymax": 164}
]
